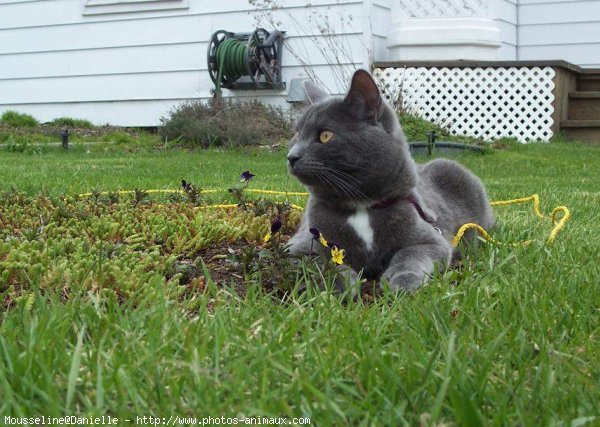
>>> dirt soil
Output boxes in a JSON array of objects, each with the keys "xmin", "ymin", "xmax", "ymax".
[{"xmin": 188, "ymin": 237, "xmax": 383, "ymax": 302}]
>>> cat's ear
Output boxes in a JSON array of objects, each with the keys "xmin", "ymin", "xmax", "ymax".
[
  {"xmin": 303, "ymin": 80, "xmax": 328, "ymax": 104},
  {"xmin": 343, "ymin": 69, "xmax": 382, "ymax": 122}
]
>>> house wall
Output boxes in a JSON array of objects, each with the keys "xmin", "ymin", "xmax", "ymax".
[
  {"xmin": 518, "ymin": 0, "xmax": 600, "ymax": 67},
  {"xmin": 0, "ymin": 0, "xmax": 368, "ymax": 126},
  {"xmin": 2, "ymin": 0, "xmax": 599, "ymax": 127},
  {"xmin": 497, "ymin": 0, "xmax": 518, "ymax": 60},
  {"xmin": 370, "ymin": 0, "xmax": 393, "ymax": 63}
]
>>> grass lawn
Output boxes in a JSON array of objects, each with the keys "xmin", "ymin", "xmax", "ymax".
[{"xmin": 0, "ymin": 141, "xmax": 599, "ymax": 425}]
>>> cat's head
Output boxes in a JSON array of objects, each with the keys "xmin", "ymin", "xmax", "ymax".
[{"xmin": 287, "ymin": 69, "xmax": 416, "ymax": 205}]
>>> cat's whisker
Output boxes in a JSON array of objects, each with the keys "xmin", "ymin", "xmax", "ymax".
[
  {"xmin": 320, "ymin": 166, "xmax": 361, "ymax": 184},
  {"xmin": 322, "ymin": 169, "xmax": 363, "ymax": 200},
  {"xmin": 321, "ymin": 172, "xmax": 351, "ymax": 199},
  {"xmin": 303, "ymin": 160, "xmax": 326, "ymax": 169},
  {"xmin": 300, "ymin": 160, "xmax": 367, "ymax": 201},
  {"xmin": 322, "ymin": 170, "xmax": 364, "ymax": 201},
  {"xmin": 314, "ymin": 171, "xmax": 343, "ymax": 198},
  {"xmin": 317, "ymin": 168, "xmax": 355, "ymax": 200},
  {"xmin": 327, "ymin": 161, "xmax": 376, "ymax": 173},
  {"xmin": 303, "ymin": 166, "xmax": 336, "ymax": 193},
  {"xmin": 324, "ymin": 169, "xmax": 367, "ymax": 198}
]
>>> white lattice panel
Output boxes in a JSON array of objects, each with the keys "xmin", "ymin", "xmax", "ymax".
[
  {"xmin": 396, "ymin": 0, "xmax": 487, "ymax": 18},
  {"xmin": 374, "ymin": 67, "xmax": 556, "ymax": 142}
]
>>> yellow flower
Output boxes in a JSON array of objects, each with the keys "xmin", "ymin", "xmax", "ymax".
[
  {"xmin": 263, "ymin": 232, "xmax": 272, "ymax": 243},
  {"xmin": 330, "ymin": 247, "xmax": 345, "ymax": 265},
  {"xmin": 318, "ymin": 234, "xmax": 328, "ymax": 247}
]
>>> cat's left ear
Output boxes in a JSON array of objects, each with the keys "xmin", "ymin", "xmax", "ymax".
[{"xmin": 343, "ymin": 69, "xmax": 383, "ymax": 123}]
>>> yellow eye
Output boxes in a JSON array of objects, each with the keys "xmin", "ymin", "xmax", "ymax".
[{"xmin": 319, "ymin": 130, "xmax": 334, "ymax": 144}]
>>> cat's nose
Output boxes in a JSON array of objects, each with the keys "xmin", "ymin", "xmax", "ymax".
[{"xmin": 287, "ymin": 155, "xmax": 301, "ymax": 167}]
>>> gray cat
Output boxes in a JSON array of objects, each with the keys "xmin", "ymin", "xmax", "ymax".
[{"xmin": 286, "ymin": 69, "xmax": 494, "ymax": 292}]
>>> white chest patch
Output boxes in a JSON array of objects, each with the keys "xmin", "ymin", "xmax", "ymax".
[{"xmin": 347, "ymin": 207, "xmax": 374, "ymax": 251}]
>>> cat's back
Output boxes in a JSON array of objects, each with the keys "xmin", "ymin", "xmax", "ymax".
[
  {"xmin": 418, "ymin": 158, "xmax": 479, "ymax": 188},
  {"xmin": 417, "ymin": 158, "xmax": 494, "ymax": 229}
]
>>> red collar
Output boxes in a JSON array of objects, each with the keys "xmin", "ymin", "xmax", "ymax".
[{"xmin": 370, "ymin": 194, "xmax": 433, "ymax": 224}]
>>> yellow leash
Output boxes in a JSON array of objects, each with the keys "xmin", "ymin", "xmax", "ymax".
[
  {"xmin": 452, "ymin": 194, "xmax": 571, "ymax": 247},
  {"xmin": 77, "ymin": 189, "xmax": 570, "ymax": 247},
  {"xmin": 76, "ymin": 189, "xmax": 306, "ymax": 211},
  {"xmin": 77, "ymin": 188, "xmax": 308, "ymax": 197}
]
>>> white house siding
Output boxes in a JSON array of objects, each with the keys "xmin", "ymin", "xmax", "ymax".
[
  {"xmin": 369, "ymin": 0, "xmax": 393, "ymax": 62},
  {"xmin": 497, "ymin": 0, "xmax": 518, "ymax": 60},
  {"xmin": 518, "ymin": 0, "xmax": 600, "ymax": 68},
  {"xmin": 0, "ymin": 0, "xmax": 369, "ymax": 126}
]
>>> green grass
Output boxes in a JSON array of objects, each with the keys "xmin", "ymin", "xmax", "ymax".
[
  {"xmin": 0, "ymin": 116, "xmax": 162, "ymax": 149},
  {"xmin": 0, "ymin": 145, "xmax": 293, "ymax": 194},
  {"xmin": 0, "ymin": 141, "xmax": 599, "ymax": 425},
  {"xmin": 399, "ymin": 113, "xmax": 490, "ymax": 145},
  {"xmin": 399, "ymin": 113, "xmax": 444, "ymax": 141}
]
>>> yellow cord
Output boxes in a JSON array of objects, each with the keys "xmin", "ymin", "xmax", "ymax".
[
  {"xmin": 195, "ymin": 203, "xmax": 304, "ymax": 211},
  {"xmin": 197, "ymin": 203, "xmax": 239, "ymax": 210},
  {"xmin": 77, "ymin": 188, "xmax": 570, "ymax": 247},
  {"xmin": 451, "ymin": 223, "xmax": 534, "ymax": 248},
  {"xmin": 548, "ymin": 206, "xmax": 571, "ymax": 243},
  {"xmin": 245, "ymin": 189, "xmax": 309, "ymax": 196},
  {"xmin": 452, "ymin": 194, "xmax": 571, "ymax": 247},
  {"xmin": 77, "ymin": 189, "xmax": 184, "ymax": 197},
  {"xmin": 490, "ymin": 194, "xmax": 544, "ymax": 218},
  {"xmin": 78, "ymin": 188, "xmax": 309, "ymax": 198}
]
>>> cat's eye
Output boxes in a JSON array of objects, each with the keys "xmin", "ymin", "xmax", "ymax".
[{"xmin": 319, "ymin": 130, "xmax": 334, "ymax": 144}]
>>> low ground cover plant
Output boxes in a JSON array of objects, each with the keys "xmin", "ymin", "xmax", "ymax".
[{"xmin": 0, "ymin": 186, "xmax": 308, "ymax": 313}]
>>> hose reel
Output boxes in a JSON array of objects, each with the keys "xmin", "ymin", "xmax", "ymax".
[{"xmin": 207, "ymin": 28, "xmax": 285, "ymax": 96}]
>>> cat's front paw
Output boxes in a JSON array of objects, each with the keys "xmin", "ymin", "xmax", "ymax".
[
  {"xmin": 285, "ymin": 234, "xmax": 316, "ymax": 255},
  {"xmin": 285, "ymin": 241, "xmax": 309, "ymax": 255},
  {"xmin": 380, "ymin": 271, "xmax": 424, "ymax": 293}
]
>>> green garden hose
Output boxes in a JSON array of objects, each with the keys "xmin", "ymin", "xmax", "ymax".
[
  {"xmin": 215, "ymin": 38, "xmax": 255, "ymax": 97},
  {"xmin": 208, "ymin": 29, "xmax": 284, "ymax": 93}
]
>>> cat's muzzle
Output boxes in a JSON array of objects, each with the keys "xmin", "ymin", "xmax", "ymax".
[{"xmin": 287, "ymin": 154, "xmax": 301, "ymax": 168}]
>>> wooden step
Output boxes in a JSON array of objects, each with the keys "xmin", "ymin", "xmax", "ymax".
[
  {"xmin": 568, "ymin": 92, "xmax": 600, "ymax": 120},
  {"xmin": 561, "ymin": 119, "xmax": 600, "ymax": 127},
  {"xmin": 560, "ymin": 120, "xmax": 600, "ymax": 144},
  {"xmin": 577, "ymin": 74, "xmax": 600, "ymax": 91}
]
